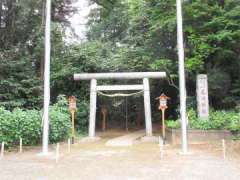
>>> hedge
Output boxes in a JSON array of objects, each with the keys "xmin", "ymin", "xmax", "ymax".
[
  {"xmin": 166, "ymin": 109, "xmax": 240, "ymax": 133},
  {"xmin": 0, "ymin": 95, "xmax": 71, "ymax": 146}
]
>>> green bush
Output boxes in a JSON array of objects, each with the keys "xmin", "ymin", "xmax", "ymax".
[
  {"xmin": 226, "ymin": 112, "xmax": 240, "ymax": 133},
  {"xmin": 187, "ymin": 108, "xmax": 240, "ymax": 132},
  {"xmin": 0, "ymin": 107, "xmax": 41, "ymax": 146},
  {"xmin": 188, "ymin": 108, "xmax": 212, "ymax": 130},
  {"xmin": 210, "ymin": 110, "xmax": 232, "ymax": 130},
  {"xmin": 76, "ymin": 100, "xmax": 89, "ymax": 133},
  {"xmin": 0, "ymin": 95, "xmax": 71, "ymax": 146},
  {"xmin": 166, "ymin": 120, "xmax": 181, "ymax": 129},
  {"xmin": 49, "ymin": 95, "xmax": 71, "ymax": 143},
  {"xmin": 16, "ymin": 109, "xmax": 42, "ymax": 145},
  {"xmin": 168, "ymin": 108, "xmax": 240, "ymax": 133},
  {"xmin": 0, "ymin": 107, "xmax": 16, "ymax": 144}
]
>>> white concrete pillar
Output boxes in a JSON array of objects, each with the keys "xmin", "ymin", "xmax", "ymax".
[
  {"xmin": 89, "ymin": 79, "xmax": 97, "ymax": 137},
  {"xmin": 42, "ymin": 0, "xmax": 52, "ymax": 155},
  {"xmin": 177, "ymin": 0, "xmax": 188, "ymax": 153},
  {"xmin": 143, "ymin": 78, "xmax": 153, "ymax": 136}
]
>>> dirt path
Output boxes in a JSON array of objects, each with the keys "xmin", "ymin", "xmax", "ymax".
[{"xmin": 1, "ymin": 136, "xmax": 240, "ymax": 180}]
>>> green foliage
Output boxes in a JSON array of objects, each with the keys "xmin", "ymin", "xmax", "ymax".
[
  {"xmin": 0, "ymin": 53, "xmax": 43, "ymax": 109},
  {"xmin": 15, "ymin": 108, "xmax": 42, "ymax": 145},
  {"xmin": 166, "ymin": 120, "xmax": 180, "ymax": 129},
  {"xmin": 168, "ymin": 108, "xmax": 240, "ymax": 132},
  {"xmin": 188, "ymin": 108, "xmax": 212, "ymax": 130},
  {"xmin": 226, "ymin": 112, "xmax": 240, "ymax": 132},
  {"xmin": 86, "ymin": 0, "xmax": 240, "ymax": 110},
  {"xmin": 0, "ymin": 0, "xmax": 77, "ymax": 109},
  {"xmin": 76, "ymin": 101, "xmax": 89, "ymax": 133},
  {"xmin": 187, "ymin": 108, "xmax": 240, "ymax": 132},
  {"xmin": 49, "ymin": 95, "xmax": 71, "ymax": 143},
  {"xmin": 187, "ymin": 108, "xmax": 210, "ymax": 130},
  {"xmin": 0, "ymin": 107, "xmax": 41, "ymax": 146},
  {"xmin": 0, "ymin": 95, "xmax": 71, "ymax": 146}
]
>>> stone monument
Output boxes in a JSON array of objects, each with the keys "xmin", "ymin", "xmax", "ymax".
[{"xmin": 196, "ymin": 74, "xmax": 209, "ymax": 119}]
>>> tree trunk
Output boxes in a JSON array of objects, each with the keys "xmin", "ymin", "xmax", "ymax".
[{"xmin": 0, "ymin": 0, "xmax": 2, "ymax": 28}]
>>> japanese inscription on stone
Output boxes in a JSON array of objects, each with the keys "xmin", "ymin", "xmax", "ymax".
[{"xmin": 197, "ymin": 74, "xmax": 209, "ymax": 119}]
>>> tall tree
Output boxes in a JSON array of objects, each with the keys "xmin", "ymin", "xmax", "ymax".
[
  {"xmin": 85, "ymin": 0, "xmax": 240, "ymax": 109},
  {"xmin": 0, "ymin": 0, "xmax": 76, "ymax": 109}
]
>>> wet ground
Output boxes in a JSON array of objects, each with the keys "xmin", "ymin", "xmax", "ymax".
[{"xmin": 1, "ymin": 130, "xmax": 240, "ymax": 180}]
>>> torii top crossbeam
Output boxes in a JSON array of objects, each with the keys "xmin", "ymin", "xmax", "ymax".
[{"xmin": 74, "ymin": 72, "xmax": 166, "ymax": 80}]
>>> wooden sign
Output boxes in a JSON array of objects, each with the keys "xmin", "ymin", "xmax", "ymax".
[{"xmin": 68, "ymin": 96, "xmax": 77, "ymax": 111}]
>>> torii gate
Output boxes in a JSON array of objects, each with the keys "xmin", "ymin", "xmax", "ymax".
[{"xmin": 74, "ymin": 72, "xmax": 166, "ymax": 139}]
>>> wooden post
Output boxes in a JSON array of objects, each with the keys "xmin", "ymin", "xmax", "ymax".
[
  {"xmin": 102, "ymin": 113, "xmax": 106, "ymax": 131},
  {"xmin": 71, "ymin": 110, "xmax": 75, "ymax": 143},
  {"xmin": 68, "ymin": 138, "xmax": 71, "ymax": 153},
  {"xmin": 101, "ymin": 106, "xmax": 107, "ymax": 131},
  {"xmin": 135, "ymin": 105, "xmax": 142, "ymax": 129},
  {"xmin": 162, "ymin": 109, "xmax": 166, "ymax": 142},
  {"xmin": 68, "ymin": 96, "xmax": 77, "ymax": 143},
  {"xmin": 56, "ymin": 143, "xmax": 60, "ymax": 163},
  {"xmin": 222, "ymin": 139, "xmax": 226, "ymax": 160},
  {"xmin": 125, "ymin": 97, "xmax": 128, "ymax": 132},
  {"xmin": 159, "ymin": 136, "xmax": 164, "ymax": 159},
  {"xmin": 1, "ymin": 142, "xmax": 4, "ymax": 158},
  {"xmin": 19, "ymin": 138, "xmax": 22, "ymax": 153}
]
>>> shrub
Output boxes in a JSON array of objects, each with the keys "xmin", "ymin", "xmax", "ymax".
[
  {"xmin": 209, "ymin": 110, "xmax": 232, "ymax": 130},
  {"xmin": 168, "ymin": 108, "xmax": 240, "ymax": 132},
  {"xmin": 0, "ymin": 107, "xmax": 17, "ymax": 144},
  {"xmin": 16, "ymin": 109, "xmax": 41, "ymax": 145},
  {"xmin": 226, "ymin": 112, "xmax": 240, "ymax": 133},
  {"xmin": 166, "ymin": 120, "xmax": 180, "ymax": 129},
  {"xmin": 0, "ymin": 107, "xmax": 41, "ymax": 146},
  {"xmin": 187, "ymin": 108, "xmax": 240, "ymax": 132},
  {"xmin": 49, "ymin": 95, "xmax": 71, "ymax": 143},
  {"xmin": 76, "ymin": 100, "xmax": 89, "ymax": 133},
  {"xmin": 0, "ymin": 95, "xmax": 72, "ymax": 146}
]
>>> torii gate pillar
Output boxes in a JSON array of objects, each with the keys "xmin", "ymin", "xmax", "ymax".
[
  {"xmin": 143, "ymin": 78, "xmax": 152, "ymax": 136},
  {"xmin": 89, "ymin": 79, "xmax": 97, "ymax": 137}
]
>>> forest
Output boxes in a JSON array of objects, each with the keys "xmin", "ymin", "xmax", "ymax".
[{"xmin": 0, "ymin": 0, "xmax": 240, "ymax": 138}]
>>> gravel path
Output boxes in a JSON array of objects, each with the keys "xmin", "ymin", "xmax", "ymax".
[{"xmin": 0, "ymin": 138, "xmax": 240, "ymax": 180}]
